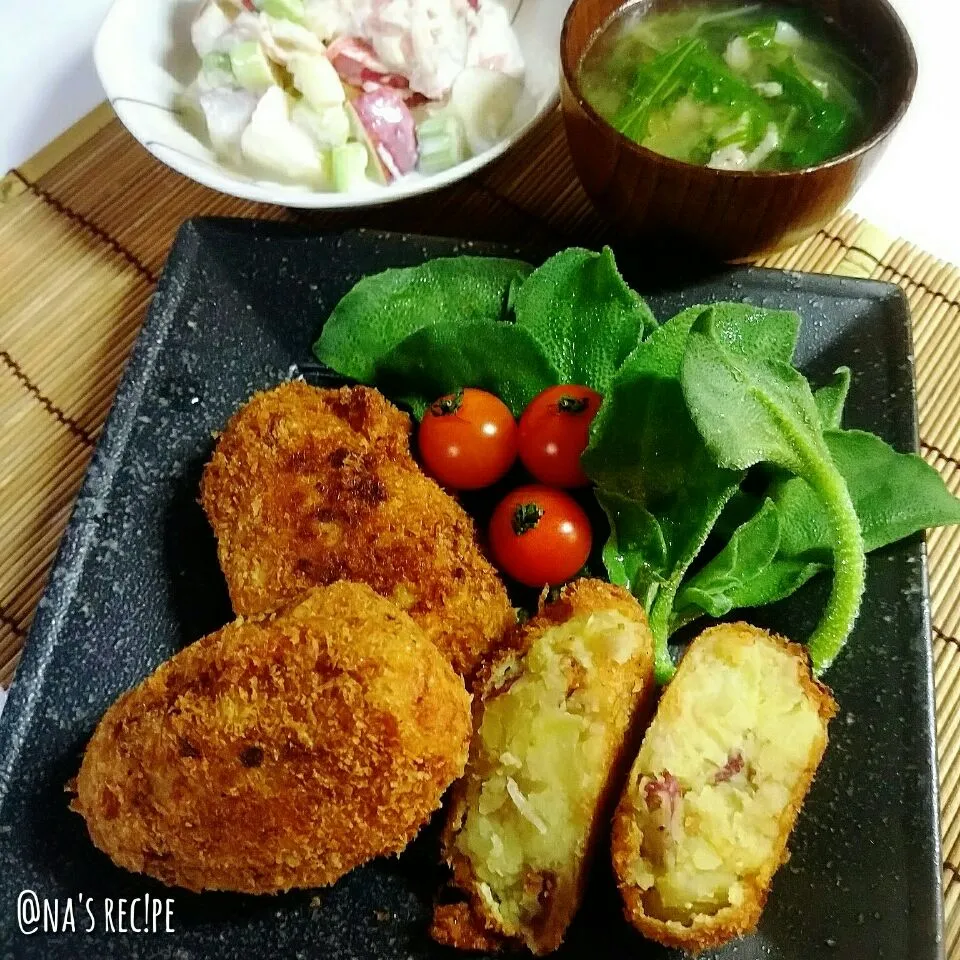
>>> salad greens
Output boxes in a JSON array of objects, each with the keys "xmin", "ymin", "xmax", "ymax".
[
  {"xmin": 317, "ymin": 257, "xmax": 533, "ymax": 383},
  {"xmin": 315, "ymin": 247, "xmax": 960, "ymax": 681},
  {"xmin": 582, "ymin": 303, "xmax": 800, "ymax": 681},
  {"xmin": 512, "ymin": 248, "xmax": 657, "ymax": 392},
  {"xmin": 680, "ymin": 308, "xmax": 865, "ymax": 674},
  {"xmin": 679, "ymin": 430, "xmax": 960, "ymax": 628},
  {"xmin": 316, "ymin": 248, "xmax": 652, "ymax": 414},
  {"xmin": 376, "ymin": 321, "xmax": 559, "ymax": 419},
  {"xmin": 813, "ymin": 367, "xmax": 851, "ymax": 430}
]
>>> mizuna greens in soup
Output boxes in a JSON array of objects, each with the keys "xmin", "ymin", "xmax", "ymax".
[{"xmin": 578, "ymin": 2, "xmax": 877, "ymax": 171}]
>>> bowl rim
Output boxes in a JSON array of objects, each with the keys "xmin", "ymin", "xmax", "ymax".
[
  {"xmin": 92, "ymin": 0, "xmax": 564, "ymax": 210},
  {"xmin": 560, "ymin": 0, "xmax": 919, "ymax": 180}
]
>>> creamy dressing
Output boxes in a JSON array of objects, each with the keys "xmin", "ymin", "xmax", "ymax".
[
  {"xmin": 305, "ymin": 0, "xmax": 522, "ymax": 98},
  {"xmin": 185, "ymin": 0, "xmax": 523, "ymax": 188}
]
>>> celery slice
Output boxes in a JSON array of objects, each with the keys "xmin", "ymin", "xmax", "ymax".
[
  {"xmin": 416, "ymin": 115, "xmax": 467, "ymax": 175},
  {"xmin": 229, "ymin": 42, "xmax": 277, "ymax": 92},
  {"xmin": 332, "ymin": 142, "xmax": 370, "ymax": 192}
]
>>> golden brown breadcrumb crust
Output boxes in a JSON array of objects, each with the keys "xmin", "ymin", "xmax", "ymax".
[
  {"xmin": 70, "ymin": 582, "xmax": 472, "ymax": 894},
  {"xmin": 611, "ymin": 622, "xmax": 837, "ymax": 954},
  {"xmin": 435, "ymin": 579, "xmax": 657, "ymax": 955},
  {"xmin": 200, "ymin": 382, "xmax": 514, "ymax": 679},
  {"xmin": 430, "ymin": 902, "xmax": 508, "ymax": 953}
]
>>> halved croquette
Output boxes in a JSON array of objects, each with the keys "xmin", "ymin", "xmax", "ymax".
[
  {"xmin": 433, "ymin": 579, "xmax": 656, "ymax": 955},
  {"xmin": 611, "ymin": 622, "xmax": 836, "ymax": 953}
]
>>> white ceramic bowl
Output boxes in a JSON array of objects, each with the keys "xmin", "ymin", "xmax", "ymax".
[{"xmin": 94, "ymin": 0, "xmax": 571, "ymax": 208}]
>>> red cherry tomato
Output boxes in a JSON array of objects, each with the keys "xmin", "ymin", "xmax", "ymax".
[
  {"xmin": 417, "ymin": 388, "xmax": 517, "ymax": 490},
  {"xmin": 517, "ymin": 385, "xmax": 603, "ymax": 488},
  {"xmin": 488, "ymin": 485, "xmax": 592, "ymax": 587}
]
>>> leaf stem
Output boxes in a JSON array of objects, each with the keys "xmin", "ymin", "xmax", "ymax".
[
  {"xmin": 804, "ymin": 453, "xmax": 865, "ymax": 675},
  {"xmin": 749, "ymin": 388, "xmax": 866, "ymax": 674},
  {"xmin": 649, "ymin": 584, "xmax": 679, "ymax": 684}
]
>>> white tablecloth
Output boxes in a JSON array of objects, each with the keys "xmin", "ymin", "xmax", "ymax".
[{"xmin": 1, "ymin": 0, "xmax": 957, "ymax": 264}]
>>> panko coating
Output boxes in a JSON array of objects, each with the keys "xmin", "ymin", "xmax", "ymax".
[
  {"xmin": 200, "ymin": 382, "xmax": 514, "ymax": 679},
  {"xmin": 433, "ymin": 579, "xmax": 656, "ymax": 955},
  {"xmin": 611, "ymin": 623, "xmax": 836, "ymax": 953},
  {"xmin": 69, "ymin": 582, "xmax": 472, "ymax": 894}
]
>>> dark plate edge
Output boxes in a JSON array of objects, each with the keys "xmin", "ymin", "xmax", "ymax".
[
  {"xmin": 0, "ymin": 223, "xmax": 204, "ymax": 785},
  {"xmin": 185, "ymin": 217, "xmax": 913, "ymax": 300},
  {"xmin": 875, "ymin": 278, "xmax": 945, "ymax": 959},
  {"xmin": 887, "ymin": 284, "xmax": 945, "ymax": 957},
  {"xmin": 187, "ymin": 217, "xmax": 533, "ymax": 260}
]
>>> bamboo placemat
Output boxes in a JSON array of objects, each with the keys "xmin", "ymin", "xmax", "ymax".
[{"xmin": 2, "ymin": 105, "xmax": 959, "ymax": 951}]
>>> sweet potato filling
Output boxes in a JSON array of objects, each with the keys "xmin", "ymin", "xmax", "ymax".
[
  {"xmin": 623, "ymin": 636, "xmax": 825, "ymax": 922},
  {"xmin": 453, "ymin": 610, "xmax": 645, "ymax": 930}
]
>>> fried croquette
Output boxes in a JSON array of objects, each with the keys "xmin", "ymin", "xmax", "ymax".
[
  {"xmin": 611, "ymin": 623, "xmax": 836, "ymax": 953},
  {"xmin": 433, "ymin": 579, "xmax": 656, "ymax": 955},
  {"xmin": 200, "ymin": 382, "xmax": 514, "ymax": 679},
  {"xmin": 69, "ymin": 582, "xmax": 472, "ymax": 894}
]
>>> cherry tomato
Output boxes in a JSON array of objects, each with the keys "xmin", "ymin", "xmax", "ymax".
[
  {"xmin": 517, "ymin": 385, "xmax": 603, "ymax": 488},
  {"xmin": 488, "ymin": 485, "xmax": 592, "ymax": 587},
  {"xmin": 418, "ymin": 388, "xmax": 517, "ymax": 490}
]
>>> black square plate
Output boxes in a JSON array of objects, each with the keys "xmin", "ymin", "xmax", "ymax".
[{"xmin": 0, "ymin": 220, "xmax": 942, "ymax": 960}]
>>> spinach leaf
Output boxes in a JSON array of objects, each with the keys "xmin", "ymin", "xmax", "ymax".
[
  {"xmin": 672, "ymin": 497, "xmax": 781, "ymax": 624},
  {"xmin": 513, "ymin": 248, "xmax": 656, "ymax": 393},
  {"xmin": 585, "ymin": 301, "xmax": 799, "ymax": 681},
  {"xmin": 375, "ymin": 319, "xmax": 560, "ymax": 419},
  {"xmin": 763, "ymin": 429, "xmax": 960, "ymax": 559},
  {"xmin": 814, "ymin": 366, "xmax": 851, "ymax": 429},
  {"xmin": 314, "ymin": 257, "xmax": 532, "ymax": 381},
  {"xmin": 594, "ymin": 490, "xmax": 667, "ymax": 606},
  {"xmin": 678, "ymin": 427, "xmax": 960, "ymax": 632},
  {"xmin": 681, "ymin": 309, "xmax": 865, "ymax": 674}
]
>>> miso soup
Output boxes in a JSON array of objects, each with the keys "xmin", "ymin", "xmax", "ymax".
[{"xmin": 578, "ymin": 2, "xmax": 877, "ymax": 171}]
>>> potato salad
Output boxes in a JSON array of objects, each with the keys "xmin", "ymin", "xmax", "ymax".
[{"xmin": 185, "ymin": 0, "xmax": 525, "ymax": 190}]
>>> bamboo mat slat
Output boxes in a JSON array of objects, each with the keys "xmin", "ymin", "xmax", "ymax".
[{"xmin": 1, "ymin": 105, "xmax": 959, "ymax": 946}]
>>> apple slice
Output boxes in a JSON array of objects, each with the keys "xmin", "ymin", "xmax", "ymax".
[
  {"xmin": 346, "ymin": 89, "xmax": 418, "ymax": 184},
  {"xmin": 327, "ymin": 37, "xmax": 410, "ymax": 93}
]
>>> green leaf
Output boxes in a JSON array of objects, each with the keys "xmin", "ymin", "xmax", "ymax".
[
  {"xmin": 594, "ymin": 489, "xmax": 668, "ymax": 608},
  {"xmin": 681, "ymin": 310, "xmax": 865, "ymax": 675},
  {"xmin": 314, "ymin": 257, "xmax": 532, "ymax": 381},
  {"xmin": 710, "ymin": 556, "xmax": 827, "ymax": 610},
  {"xmin": 675, "ymin": 424, "xmax": 960, "ymax": 631},
  {"xmin": 773, "ymin": 429, "xmax": 960, "ymax": 556},
  {"xmin": 813, "ymin": 367, "xmax": 851, "ymax": 429},
  {"xmin": 833, "ymin": 429, "xmax": 960, "ymax": 545},
  {"xmin": 583, "ymin": 302, "xmax": 798, "ymax": 494},
  {"xmin": 673, "ymin": 497, "xmax": 781, "ymax": 622},
  {"xmin": 375, "ymin": 319, "xmax": 561, "ymax": 418},
  {"xmin": 584, "ymin": 307, "xmax": 742, "ymax": 573},
  {"xmin": 585, "ymin": 302, "xmax": 799, "ymax": 680},
  {"xmin": 681, "ymin": 309, "xmax": 824, "ymax": 474},
  {"xmin": 706, "ymin": 301, "xmax": 802, "ymax": 361},
  {"xmin": 513, "ymin": 247, "xmax": 657, "ymax": 393}
]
